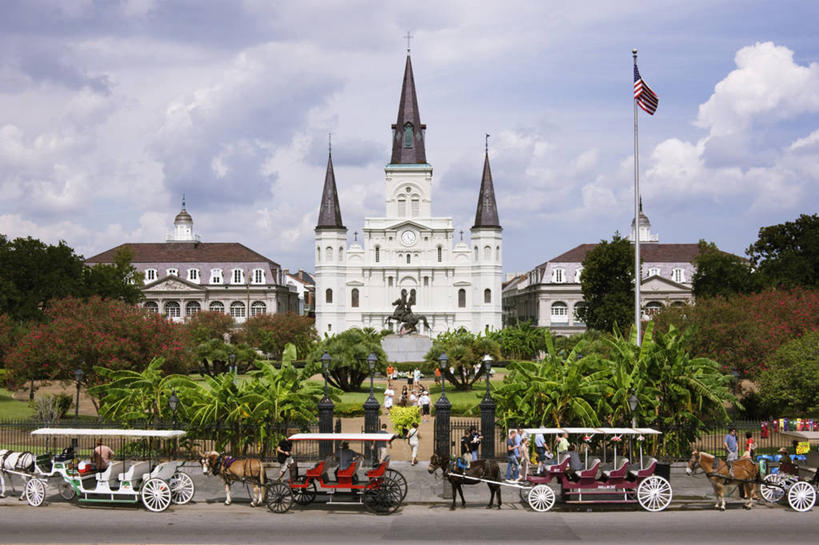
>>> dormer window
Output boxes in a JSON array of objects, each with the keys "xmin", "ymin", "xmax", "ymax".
[
  {"xmin": 552, "ymin": 268, "xmax": 565, "ymax": 284},
  {"xmin": 210, "ymin": 268, "xmax": 223, "ymax": 284},
  {"xmin": 253, "ymin": 268, "xmax": 264, "ymax": 284},
  {"xmin": 145, "ymin": 269, "xmax": 157, "ymax": 282},
  {"xmin": 648, "ymin": 267, "xmax": 660, "ymax": 277},
  {"xmin": 166, "ymin": 268, "xmax": 178, "ymax": 277},
  {"xmin": 672, "ymin": 268, "xmax": 686, "ymax": 283},
  {"xmin": 403, "ymin": 123, "xmax": 413, "ymax": 148},
  {"xmin": 188, "ymin": 268, "xmax": 199, "ymax": 283},
  {"xmin": 232, "ymin": 268, "xmax": 244, "ymax": 284},
  {"xmin": 574, "ymin": 267, "xmax": 583, "ymax": 283}
]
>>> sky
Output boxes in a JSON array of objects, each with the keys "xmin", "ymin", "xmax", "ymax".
[{"xmin": 1, "ymin": 0, "xmax": 818, "ymax": 275}]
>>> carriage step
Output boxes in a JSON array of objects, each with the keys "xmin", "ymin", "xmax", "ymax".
[{"xmin": 327, "ymin": 499, "xmax": 363, "ymax": 505}]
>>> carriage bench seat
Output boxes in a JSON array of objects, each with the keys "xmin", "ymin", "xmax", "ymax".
[
  {"xmin": 305, "ymin": 461, "xmax": 325, "ymax": 478},
  {"xmin": 546, "ymin": 457, "xmax": 570, "ymax": 474},
  {"xmin": 601, "ymin": 458, "xmax": 629, "ymax": 481},
  {"xmin": 96, "ymin": 461, "xmax": 126, "ymax": 484},
  {"xmin": 118, "ymin": 461, "xmax": 151, "ymax": 484},
  {"xmin": 574, "ymin": 459, "xmax": 601, "ymax": 482},
  {"xmin": 150, "ymin": 461, "xmax": 182, "ymax": 481},
  {"xmin": 628, "ymin": 458, "xmax": 657, "ymax": 480},
  {"xmin": 336, "ymin": 461, "xmax": 357, "ymax": 479},
  {"xmin": 366, "ymin": 461, "xmax": 388, "ymax": 479}
]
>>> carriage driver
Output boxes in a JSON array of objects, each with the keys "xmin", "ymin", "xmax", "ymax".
[
  {"xmin": 91, "ymin": 440, "xmax": 114, "ymax": 471},
  {"xmin": 276, "ymin": 436, "xmax": 294, "ymax": 481},
  {"xmin": 335, "ymin": 441, "xmax": 361, "ymax": 481}
]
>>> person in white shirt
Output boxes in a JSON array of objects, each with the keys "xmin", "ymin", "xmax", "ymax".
[
  {"xmin": 412, "ymin": 368, "xmax": 421, "ymax": 392},
  {"xmin": 419, "ymin": 391, "xmax": 431, "ymax": 422},
  {"xmin": 383, "ymin": 382, "xmax": 395, "ymax": 415},
  {"xmin": 408, "ymin": 390, "xmax": 418, "ymax": 407}
]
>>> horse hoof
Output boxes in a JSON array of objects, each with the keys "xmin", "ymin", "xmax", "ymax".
[
  {"xmin": 743, "ymin": 504, "xmax": 752, "ymax": 510},
  {"xmin": 720, "ymin": 506, "xmax": 725, "ymax": 511}
]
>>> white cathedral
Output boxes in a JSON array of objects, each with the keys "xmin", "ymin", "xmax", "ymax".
[{"xmin": 314, "ymin": 54, "xmax": 503, "ymax": 336}]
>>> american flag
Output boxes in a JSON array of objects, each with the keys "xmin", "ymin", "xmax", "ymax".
[{"xmin": 634, "ymin": 65, "xmax": 658, "ymax": 115}]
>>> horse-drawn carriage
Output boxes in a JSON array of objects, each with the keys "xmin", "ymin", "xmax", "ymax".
[
  {"xmin": 264, "ymin": 433, "xmax": 407, "ymax": 515},
  {"xmin": 520, "ymin": 427, "xmax": 672, "ymax": 512},
  {"xmin": 758, "ymin": 454, "xmax": 817, "ymax": 512},
  {"xmin": 6, "ymin": 428, "xmax": 195, "ymax": 512}
]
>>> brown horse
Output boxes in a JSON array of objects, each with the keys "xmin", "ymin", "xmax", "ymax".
[
  {"xmin": 686, "ymin": 450, "xmax": 758, "ymax": 510},
  {"xmin": 201, "ymin": 451, "xmax": 266, "ymax": 506},
  {"xmin": 428, "ymin": 453, "xmax": 502, "ymax": 510}
]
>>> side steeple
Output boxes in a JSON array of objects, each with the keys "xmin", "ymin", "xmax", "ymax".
[
  {"xmin": 390, "ymin": 55, "xmax": 427, "ymax": 165},
  {"xmin": 472, "ymin": 147, "xmax": 501, "ymax": 229},
  {"xmin": 316, "ymin": 152, "xmax": 344, "ymax": 230}
]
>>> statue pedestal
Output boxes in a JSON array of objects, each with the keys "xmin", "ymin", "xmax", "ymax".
[{"xmin": 381, "ymin": 334, "xmax": 432, "ymax": 363}]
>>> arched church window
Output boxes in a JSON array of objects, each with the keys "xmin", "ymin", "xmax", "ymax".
[
  {"xmin": 325, "ymin": 288, "xmax": 333, "ymax": 304},
  {"xmin": 437, "ymin": 246, "xmax": 442, "ymax": 263},
  {"xmin": 375, "ymin": 246, "xmax": 380, "ymax": 263},
  {"xmin": 473, "ymin": 246, "xmax": 478, "ymax": 262},
  {"xmin": 326, "ymin": 246, "xmax": 333, "ymax": 260},
  {"xmin": 403, "ymin": 123, "xmax": 413, "ymax": 148},
  {"xmin": 398, "ymin": 197, "xmax": 406, "ymax": 216},
  {"xmin": 316, "ymin": 247, "xmax": 320, "ymax": 262},
  {"xmin": 351, "ymin": 288, "xmax": 359, "ymax": 308},
  {"xmin": 484, "ymin": 288, "xmax": 491, "ymax": 304},
  {"xmin": 458, "ymin": 289, "xmax": 466, "ymax": 308},
  {"xmin": 338, "ymin": 246, "xmax": 344, "ymax": 262},
  {"xmin": 411, "ymin": 197, "xmax": 419, "ymax": 217},
  {"xmin": 496, "ymin": 245, "xmax": 500, "ymax": 262},
  {"xmin": 484, "ymin": 246, "xmax": 491, "ymax": 260},
  {"xmin": 406, "ymin": 254, "xmax": 411, "ymax": 264}
]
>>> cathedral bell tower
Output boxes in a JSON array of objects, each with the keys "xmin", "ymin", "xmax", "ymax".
[{"xmin": 314, "ymin": 150, "xmax": 347, "ymax": 334}]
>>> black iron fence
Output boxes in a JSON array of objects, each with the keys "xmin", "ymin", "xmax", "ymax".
[
  {"xmin": 448, "ymin": 417, "xmax": 507, "ymax": 461},
  {"xmin": 0, "ymin": 419, "xmax": 319, "ymax": 462},
  {"xmin": 691, "ymin": 419, "xmax": 796, "ymax": 456}
]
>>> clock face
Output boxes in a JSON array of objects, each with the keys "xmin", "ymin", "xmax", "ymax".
[{"xmin": 400, "ymin": 230, "xmax": 417, "ymax": 247}]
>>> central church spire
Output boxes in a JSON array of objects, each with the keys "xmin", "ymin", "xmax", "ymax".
[{"xmin": 390, "ymin": 55, "xmax": 427, "ymax": 164}]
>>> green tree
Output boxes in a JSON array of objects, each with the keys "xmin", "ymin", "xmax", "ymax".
[
  {"xmin": 88, "ymin": 357, "xmax": 196, "ymax": 426},
  {"xmin": 692, "ymin": 240, "xmax": 757, "ymax": 298},
  {"xmin": 0, "ymin": 235, "xmax": 86, "ymax": 321},
  {"xmin": 82, "ymin": 247, "xmax": 144, "ymax": 304},
  {"xmin": 486, "ymin": 321, "xmax": 545, "ymax": 360},
  {"xmin": 747, "ymin": 213, "xmax": 819, "ymax": 289},
  {"xmin": 494, "ymin": 331, "xmax": 606, "ymax": 427},
  {"xmin": 238, "ymin": 313, "xmax": 316, "ymax": 359},
  {"xmin": 305, "ymin": 328, "xmax": 387, "ymax": 392},
  {"xmin": 184, "ymin": 310, "xmax": 235, "ymax": 346},
  {"xmin": 757, "ymin": 332, "xmax": 819, "ymax": 415},
  {"xmin": 579, "ymin": 234, "xmax": 634, "ymax": 332},
  {"xmin": 424, "ymin": 328, "xmax": 500, "ymax": 391}
]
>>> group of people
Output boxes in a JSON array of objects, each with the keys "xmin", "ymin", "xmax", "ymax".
[
  {"xmin": 723, "ymin": 427, "xmax": 757, "ymax": 461},
  {"xmin": 383, "ymin": 381, "xmax": 431, "ymax": 421},
  {"xmin": 505, "ymin": 430, "xmax": 586, "ymax": 483}
]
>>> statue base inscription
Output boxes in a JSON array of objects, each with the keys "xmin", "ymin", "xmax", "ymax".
[{"xmin": 381, "ymin": 334, "xmax": 432, "ymax": 363}]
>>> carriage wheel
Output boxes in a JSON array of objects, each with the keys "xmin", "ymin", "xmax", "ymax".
[
  {"xmin": 141, "ymin": 478, "xmax": 172, "ymax": 512},
  {"xmin": 637, "ymin": 476, "xmax": 672, "ymax": 512},
  {"xmin": 58, "ymin": 481, "xmax": 76, "ymax": 501},
  {"xmin": 385, "ymin": 469, "xmax": 408, "ymax": 502},
  {"xmin": 760, "ymin": 473, "xmax": 785, "ymax": 503},
  {"xmin": 787, "ymin": 481, "xmax": 816, "ymax": 512},
  {"xmin": 265, "ymin": 482, "xmax": 293, "ymax": 513},
  {"xmin": 528, "ymin": 484, "xmax": 556, "ymax": 512},
  {"xmin": 169, "ymin": 472, "xmax": 195, "ymax": 505},
  {"xmin": 25, "ymin": 479, "xmax": 46, "ymax": 507},
  {"xmin": 518, "ymin": 484, "xmax": 534, "ymax": 504},
  {"xmin": 363, "ymin": 477, "xmax": 402, "ymax": 515},
  {"xmin": 292, "ymin": 476, "xmax": 317, "ymax": 505}
]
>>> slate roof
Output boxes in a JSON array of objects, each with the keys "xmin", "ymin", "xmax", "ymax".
[
  {"xmin": 390, "ymin": 55, "xmax": 427, "ymax": 165},
  {"xmin": 315, "ymin": 153, "xmax": 345, "ymax": 230},
  {"xmin": 86, "ymin": 242, "xmax": 280, "ymax": 268},
  {"xmin": 472, "ymin": 152, "xmax": 501, "ymax": 229},
  {"xmin": 541, "ymin": 243, "xmax": 703, "ymax": 267}
]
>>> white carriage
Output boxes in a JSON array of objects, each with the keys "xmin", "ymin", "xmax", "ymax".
[{"xmin": 17, "ymin": 428, "xmax": 195, "ymax": 512}]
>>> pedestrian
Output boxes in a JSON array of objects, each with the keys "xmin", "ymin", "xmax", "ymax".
[
  {"xmin": 434, "ymin": 366, "xmax": 441, "ymax": 385},
  {"xmin": 407, "ymin": 422, "xmax": 420, "ymax": 465},
  {"xmin": 413, "ymin": 368, "xmax": 421, "ymax": 393},
  {"xmin": 534, "ymin": 432, "xmax": 552, "ymax": 474},
  {"xmin": 398, "ymin": 385, "xmax": 409, "ymax": 407},
  {"xmin": 460, "ymin": 429, "xmax": 472, "ymax": 471},
  {"xmin": 383, "ymin": 381, "xmax": 394, "ymax": 415},
  {"xmin": 556, "ymin": 432, "xmax": 570, "ymax": 462},
  {"xmin": 408, "ymin": 388, "xmax": 417, "ymax": 408},
  {"xmin": 377, "ymin": 423, "xmax": 391, "ymax": 463},
  {"xmin": 514, "ymin": 433, "xmax": 531, "ymax": 482},
  {"xmin": 419, "ymin": 390, "xmax": 431, "ymax": 422},
  {"xmin": 469, "ymin": 426, "xmax": 482, "ymax": 461},
  {"xmin": 724, "ymin": 427, "xmax": 738, "ymax": 462},
  {"xmin": 743, "ymin": 432, "xmax": 756, "ymax": 459},
  {"xmin": 276, "ymin": 436, "xmax": 294, "ymax": 481},
  {"xmin": 505, "ymin": 429, "xmax": 519, "ymax": 482},
  {"xmin": 386, "ymin": 364, "xmax": 395, "ymax": 382}
]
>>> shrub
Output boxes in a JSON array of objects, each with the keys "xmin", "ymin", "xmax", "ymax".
[
  {"xmin": 388, "ymin": 406, "xmax": 420, "ymax": 436},
  {"xmin": 757, "ymin": 332, "xmax": 819, "ymax": 415}
]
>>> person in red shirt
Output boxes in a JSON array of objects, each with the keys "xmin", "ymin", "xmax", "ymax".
[{"xmin": 743, "ymin": 432, "xmax": 756, "ymax": 458}]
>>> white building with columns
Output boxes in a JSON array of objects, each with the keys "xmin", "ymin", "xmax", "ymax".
[{"xmin": 314, "ymin": 54, "xmax": 503, "ymax": 335}]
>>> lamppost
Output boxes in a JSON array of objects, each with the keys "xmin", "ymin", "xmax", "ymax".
[
  {"xmin": 168, "ymin": 388, "xmax": 180, "ymax": 456},
  {"xmin": 73, "ymin": 367, "xmax": 84, "ymax": 423},
  {"xmin": 318, "ymin": 351, "xmax": 334, "ymax": 457},
  {"xmin": 435, "ymin": 353, "xmax": 452, "ymax": 459},
  {"xmin": 628, "ymin": 391, "xmax": 639, "ymax": 464},
  {"xmin": 479, "ymin": 353, "xmax": 496, "ymax": 459},
  {"xmin": 363, "ymin": 352, "xmax": 380, "ymax": 463}
]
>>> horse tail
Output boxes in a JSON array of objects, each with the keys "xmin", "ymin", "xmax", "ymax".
[{"xmin": 259, "ymin": 459, "xmax": 266, "ymax": 485}]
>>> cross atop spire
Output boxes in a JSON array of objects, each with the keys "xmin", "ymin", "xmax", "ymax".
[
  {"xmin": 182, "ymin": 193, "xmax": 186, "ymax": 209},
  {"xmin": 328, "ymin": 132, "xmax": 332, "ymax": 155},
  {"xmin": 404, "ymin": 31, "xmax": 413, "ymax": 53},
  {"xmin": 390, "ymin": 54, "xmax": 427, "ymax": 164},
  {"xmin": 485, "ymin": 133, "xmax": 490, "ymax": 154}
]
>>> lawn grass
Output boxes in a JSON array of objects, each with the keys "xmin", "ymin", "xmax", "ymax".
[{"xmin": 0, "ymin": 387, "xmax": 34, "ymax": 419}]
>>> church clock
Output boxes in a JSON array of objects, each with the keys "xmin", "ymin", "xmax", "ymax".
[{"xmin": 400, "ymin": 229, "xmax": 417, "ymax": 247}]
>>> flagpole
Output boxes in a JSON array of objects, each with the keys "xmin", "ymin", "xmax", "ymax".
[{"xmin": 633, "ymin": 49, "xmax": 642, "ymax": 347}]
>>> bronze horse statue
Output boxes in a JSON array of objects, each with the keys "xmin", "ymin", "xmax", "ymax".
[
  {"xmin": 686, "ymin": 450, "xmax": 758, "ymax": 510},
  {"xmin": 428, "ymin": 453, "xmax": 502, "ymax": 510},
  {"xmin": 201, "ymin": 451, "xmax": 266, "ymax": 507},
  {"xmin": 385, "ymin": 289, "xmax": 430, "ymax": 334}
]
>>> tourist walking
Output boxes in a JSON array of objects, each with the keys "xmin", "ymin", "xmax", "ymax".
[
  {"xmin": 468, "ymin": 426, "xmax": 482, "ymax": 461},
  {"xmin": 724, "ymin": 427, "xmax": 738, "ymax": 461},
  {"xmin": 407, "ymin": 422, "xmax": 420, "ymax": 465},
  {"xmin": 418, "ymin": 390, "xmax": 431, "ymax": 422},
  {"xmin": 383, "ymin": 382, "xmax": 394, "ymax": 415},
  {"xmin": 505, "ymin": 429, "xmax": 519, "ymax": 482},
  {"xmin": 515, "ymin": 433, "xmax": 531, "ymax": 482}
]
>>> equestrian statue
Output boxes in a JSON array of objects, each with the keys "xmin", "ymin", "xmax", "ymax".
[{"xmin": 384, "ymin": 289, "xmax": 430, "ymax": 334}]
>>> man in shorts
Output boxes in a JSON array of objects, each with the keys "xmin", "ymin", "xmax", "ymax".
[{"xmin": 277, "ymin": 436, "xmax": 294, "ymax": 481}]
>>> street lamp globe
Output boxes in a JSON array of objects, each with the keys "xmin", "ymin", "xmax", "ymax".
[
  {"xmin": 168, "ymin": 389, "xmax": 180, "ymax": 413},
  {"xmin": 482, "ymin": 353, "xmax": 492, "ymax": 373},
  {"xmin": 73, "ymin": 368, "xmax": 84, "ymax": 383},
  {"xmin": 321, "ymin": 351, "xmax": 331, "ymax": 373},
  {"xmin": 628, "ymin": 392, "xmax": 639, "ymax": 413},
  {"xmin": 367, "ymin": 351, "xmax": 377, "ymax": 373}
]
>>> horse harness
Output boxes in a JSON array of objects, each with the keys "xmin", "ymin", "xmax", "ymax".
[{"xmin": 212, "ymin": 454, "xmax": 262, "ymax": 484}]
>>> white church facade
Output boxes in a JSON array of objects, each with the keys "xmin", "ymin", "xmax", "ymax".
[{"xmin": 314, "ymin": 55, "xmax": 503, "ymax": 335}]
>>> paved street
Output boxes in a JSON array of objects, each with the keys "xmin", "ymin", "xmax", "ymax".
[{"xmin": 0, "ymin": 500, "xmax": 815, "ymax": 545}]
